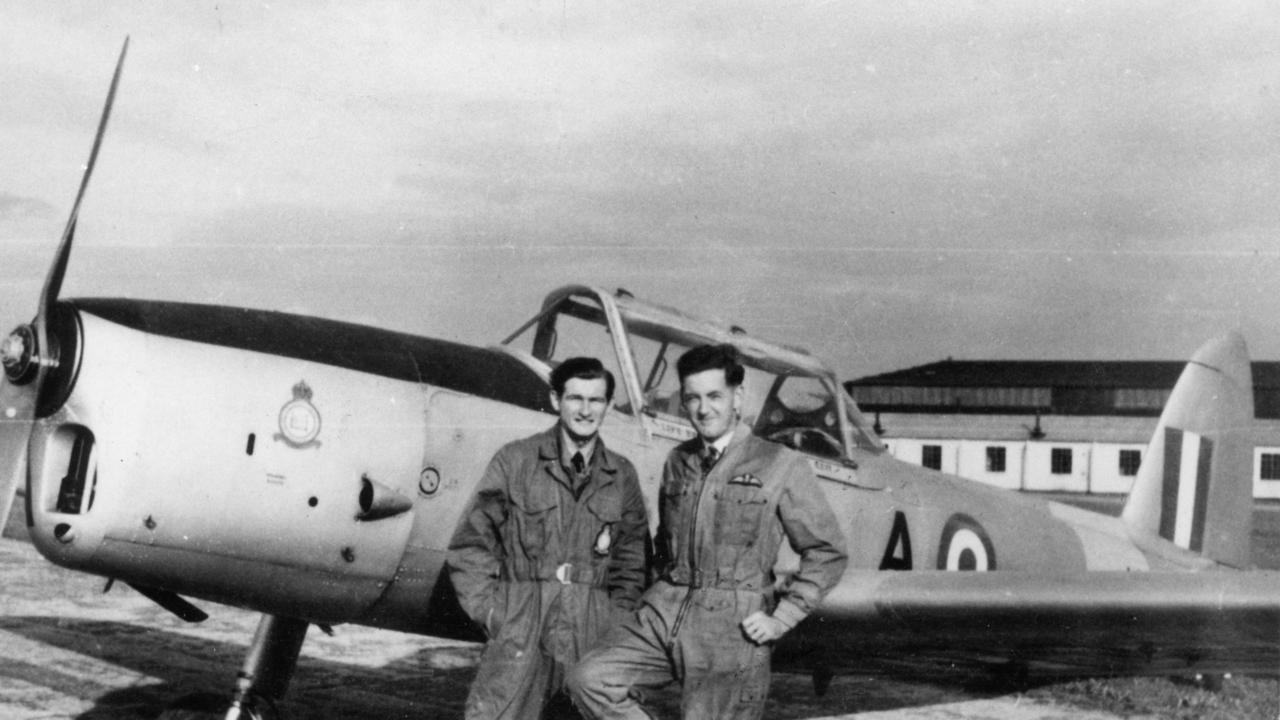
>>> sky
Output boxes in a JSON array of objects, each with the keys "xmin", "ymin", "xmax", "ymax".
[{"xmin": 2, "ymin": 1, "xmax": 1278, "ymax": 380}]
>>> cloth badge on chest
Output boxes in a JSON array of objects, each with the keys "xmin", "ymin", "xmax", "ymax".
[
  {"xmin": 593, "ymin": 524, "xmax": 613, "ymax": 555},
  {"xmin": 728, "ymin": 473, "xmax": 762, "ymax": 487}
]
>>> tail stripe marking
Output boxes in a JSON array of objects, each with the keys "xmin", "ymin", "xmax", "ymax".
[
  {"xmin": 1159, "ymin": 427, "xmax": 1213, "ymax": 550},
  {"xmin": 1190, "ymin": 435, "xmax": 1213, "ymax": 552},
  {"xmin": 1159, "ymin": 427, "xmax": 1182, "ymax": 542},
  {"xmin": 1174, "ymin": 430, "xmax": 1201, "ymax": 548}
]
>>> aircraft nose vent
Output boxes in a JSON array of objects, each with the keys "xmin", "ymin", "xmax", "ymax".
[
  {"xmin": 53, "ymin": 426, "xmax": 96, "ymax": 515},
  {"xmin": 356, "ymin": 475, "xmax": 414, "ymax": 521},
  {"xmin": 31, "ymin": 424, "xmax": 97, "ymax": 519}
]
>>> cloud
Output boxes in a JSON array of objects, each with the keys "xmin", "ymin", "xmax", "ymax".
[
  {"xmin": 6, "ymin": 1, "xmax": 1280, "ymax": 375},
  {"xmin": 0, "ymin": 193, "xmax": 55, "ymax": 221}
]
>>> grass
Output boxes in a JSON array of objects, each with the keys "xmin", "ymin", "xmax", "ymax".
[{"xmin": 1025, "ymin": 675, "xmax": 1280, "ymax": 720}]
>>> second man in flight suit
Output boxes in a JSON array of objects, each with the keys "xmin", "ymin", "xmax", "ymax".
[{"xmin": 569, "ymin": 344, "xmax": 848, "ymax": 719}]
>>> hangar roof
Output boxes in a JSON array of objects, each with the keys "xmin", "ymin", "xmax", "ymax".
[
  {"xmin": 846, "ymin": 359, "xmax": 1280, "ymax": 419},
  {"xmin": 870, "ymin": 412, "xmax": 1156, "ymax": 444},
  {"xmin": 849, "ymin": 359, "xmax": 1280, "ymax": 390}
]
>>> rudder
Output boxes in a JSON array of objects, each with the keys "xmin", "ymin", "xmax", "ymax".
[{"xmin": 1121, "ymin": 332, "xmax": 1255, "ymax": 568}]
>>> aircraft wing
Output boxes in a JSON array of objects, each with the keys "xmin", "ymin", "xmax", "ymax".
[{"xmin": 779, "ymin": 570, "xmax": 1280, "ymax": 679}]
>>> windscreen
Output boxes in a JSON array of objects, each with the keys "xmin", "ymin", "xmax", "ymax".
[{"xmin": 503, "ymin": 290, "xmax": 882, "ymax": 457}]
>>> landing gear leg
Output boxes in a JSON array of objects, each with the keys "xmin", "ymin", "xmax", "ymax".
[
  {"xmin": 812, "ymin": 666, "xmax": 834, "ymax": 696},
  {"xmin": 224, "ymin": 614, "xmax": 310, "ymax": 720}
]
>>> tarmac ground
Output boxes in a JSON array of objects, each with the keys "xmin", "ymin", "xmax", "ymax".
[
  {"xmin": 3, "ymin": 495, "xmax": 1276, "ymax": 719},
  {"xmin": 0, "ymin": 534, "xmax": 1155, "ymax": 720}
]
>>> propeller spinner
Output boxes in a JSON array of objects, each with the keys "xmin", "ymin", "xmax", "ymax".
[{"xmin": 0, "ymin": 37, "xmax": 129, "ymax": 535}]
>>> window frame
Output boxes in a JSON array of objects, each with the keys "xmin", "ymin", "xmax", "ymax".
[
  {"xmin": 1050, "ymin": 447, "xmax": 1073, "ymax": 475},
  {"xmin": 922, "ymin": 444, "xmax": 942, "ymax": 471},
  {"xmin": 1260, "ymin": 452, "xmax": 1280, "ymax": 481},
  {"xmin": 985, "ymin": 446, "xmax": 1007, "ymax": 473},
  {"xmin": 1118, "ymin": 449, "xmax": 1142, "ymax": 477}
]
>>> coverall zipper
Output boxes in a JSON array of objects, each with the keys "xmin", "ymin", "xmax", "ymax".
[{"xmin": 669, "ymin": 469, "xmax": 710, "ymax": 639}]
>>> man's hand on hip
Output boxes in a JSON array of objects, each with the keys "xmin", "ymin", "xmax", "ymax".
[{"xmin": 741, "ymin": 611, "xmax": 787, "ymax": 645}]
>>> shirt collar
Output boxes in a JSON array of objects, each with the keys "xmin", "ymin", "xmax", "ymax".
[{"xmin": 559, "ymin": 426, "xmax": 598, "ymax": 468}]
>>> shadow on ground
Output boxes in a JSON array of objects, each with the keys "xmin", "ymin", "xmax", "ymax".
[
  {"xmin": 0, "ymin": 617, "xmax": 472, "ymax": 719},
  {"xmin": 0, "ymin": 617, "xmax": 1017, "ymax": 719}
]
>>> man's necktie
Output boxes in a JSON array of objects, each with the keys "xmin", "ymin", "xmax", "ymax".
[
  {"xmin": 701, "ymin": 447, "xmax": 720, "ymax": 475},
  {"xmin": 572, "ymin": 451, "xmax": 586, "ymax": 477}
]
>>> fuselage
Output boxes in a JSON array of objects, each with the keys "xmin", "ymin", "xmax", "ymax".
[{"xmin": 24, "ymin": 298, "xmax": 1201, "ymax": 642}]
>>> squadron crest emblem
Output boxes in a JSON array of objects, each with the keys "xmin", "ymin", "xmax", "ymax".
[{"xmin": 275, "ymin": 380, "xmax": 322, "ymax": 449}]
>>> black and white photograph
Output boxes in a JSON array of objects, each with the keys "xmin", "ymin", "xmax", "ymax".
[{"xmin": 1, "ymin": 3, "xmax": 1277, "ymax": 719}]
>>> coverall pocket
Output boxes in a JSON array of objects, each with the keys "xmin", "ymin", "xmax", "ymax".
[
  {"xmin": 713, "ymin": 486, "xmax": 769, "ymax": 545},
  {"xmin": 586, "ymin": 492, "xmax": 622, "ymax": 523},
  {"xmin": 511, "ymin": 490, "xmax": 558, "ymax": 559},
  {"xmin": 586, "ymin": 492, "xmax": 623, "ymax": 558}
]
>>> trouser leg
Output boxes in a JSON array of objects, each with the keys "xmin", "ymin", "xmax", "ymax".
[
  {"xmin": 567, "ymin": 604, "xmax": 674, "ymax": 720},
  {"xmin": 677, "ymin": 591, "xmax": 772, "ymax": 720},
  {"xmin": 465, "ymin": 643, "xmax": 554, "ymax": 720},
  {"xmin": 679, "ymin": 640, "xmax": 770, "ymax": 720}
]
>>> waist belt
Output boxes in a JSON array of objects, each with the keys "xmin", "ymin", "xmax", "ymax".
[
  {"xmin": 507, "ymin": 560, "xmax": 606, "ymax": 587},
  {"xmin": 663, "ymin": 566, "xmax": 762, "ymax": 591}
]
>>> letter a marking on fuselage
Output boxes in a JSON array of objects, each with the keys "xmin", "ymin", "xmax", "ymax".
[{"xmin": 879, "ymin": 510, "xmax": 913, "ymax": 570}]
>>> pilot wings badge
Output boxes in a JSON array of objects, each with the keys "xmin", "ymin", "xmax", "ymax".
[{"xmin": 275, "ymin": 380, "xmax": 322, "ymax": 449}]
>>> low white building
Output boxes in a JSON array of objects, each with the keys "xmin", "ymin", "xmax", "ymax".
[{"xmin": 846, "ymin": 360, "xmax": 1280, "ymax": 500}]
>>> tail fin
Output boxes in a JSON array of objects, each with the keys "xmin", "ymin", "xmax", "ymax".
[{"xmin": 1121, "ymin": 332, "xmax": 1254, "ymax": 568}]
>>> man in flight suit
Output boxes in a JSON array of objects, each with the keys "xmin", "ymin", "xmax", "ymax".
[
  {"xmin": 568, "ymin": 343, "xmax": 848, "ymax": 719},
  {"xmin": 448, "ymin": 356, "xmax": 649, "ymax": 719}
]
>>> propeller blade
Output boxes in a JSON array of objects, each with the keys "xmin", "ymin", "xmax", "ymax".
[
  {"xmin": 1, "ymin": 38, "xmax": 130, "ymax": 533},
  {"xmin": 25, "ymin": 37, "xmax": 129, "ymax": 425},
  {"xmin": 0, "ymin": 376, "xmax": 35, "ymax": 535},
  {"xmin": 38, "ymin": 36, "xmax": 129, "ymax": 323}
]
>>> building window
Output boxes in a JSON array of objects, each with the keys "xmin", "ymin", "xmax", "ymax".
[
  {"xmin": 1050, "ymin": 448, "xmax": 1073, "ymax": 475},
  {"xmin": 1119, "ymin": 449, "xmax": 1142, "ymax": 477},
  {"xmin": 922, "ymin": 445, "xmax": 942, "ymax": 470},
  {"xmin": 986, "ymin": 446, "xmax": 1006, "ymax": 473},
  {"xmin": 1261, "ymin": 453, "xmax": 1280, "ymax": 481}
]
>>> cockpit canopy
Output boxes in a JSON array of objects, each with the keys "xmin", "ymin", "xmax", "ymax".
[{"xmin": 501, "ymin": 285, "xmax": 883, "ymax": 461}]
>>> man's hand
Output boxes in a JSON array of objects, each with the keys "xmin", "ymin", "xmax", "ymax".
[{"xmin": 741, "ymin": 611, "xmax": 787, "ymax": 645}]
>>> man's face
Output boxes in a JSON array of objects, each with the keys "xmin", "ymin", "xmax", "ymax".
[
  {"xmin": 681, "ymin": 368, "xmax": 743, "ymax": 443},
  {"xmin": 551, "ymin": 376, "xmax": 611, "ymax": 443}
]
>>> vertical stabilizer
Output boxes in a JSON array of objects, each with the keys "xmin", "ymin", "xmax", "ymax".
[{"xmin": 1121, "ymin": 332, "xmax": 1254, "ymax": 567}]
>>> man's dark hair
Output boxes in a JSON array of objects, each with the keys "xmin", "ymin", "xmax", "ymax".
[
  {"xmin": 550, "ymin": 356, "xmax": 616, "ymax": 401},
  {"xmin": 677, "ymin": 344, "xmax": 745, "ymax": 387}
]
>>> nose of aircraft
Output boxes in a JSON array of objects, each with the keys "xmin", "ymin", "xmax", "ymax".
[
  {"xmin": 0, "ymin": 38, "xmax": 129, "ymax": 537},
  {"xmin": 1, "ymin": 327, "xmax": 34, "ymax": 381}
]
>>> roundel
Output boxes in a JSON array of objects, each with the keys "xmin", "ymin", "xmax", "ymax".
[{"xmin": 936, "ymin": 514, "xmax": 996, "ymax": 571}]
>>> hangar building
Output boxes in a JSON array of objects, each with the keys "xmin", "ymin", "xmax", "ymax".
[{"xmin": 845, "ymin": 359, "xmax": 1280, "ymax": 500}]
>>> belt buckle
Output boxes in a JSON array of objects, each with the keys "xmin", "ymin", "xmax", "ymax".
[{"xmin": 554, "ymin": 562, "xmax": 573, "ymax": 585}]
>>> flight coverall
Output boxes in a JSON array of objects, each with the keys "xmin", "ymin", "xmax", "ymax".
[
  {"xmin": 448, "ymin": 427, "xmax": 648, "ymax": 720},
  {"xmin": 569, "ymin": 423, "xmax": 848, "ymax": 720}
]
